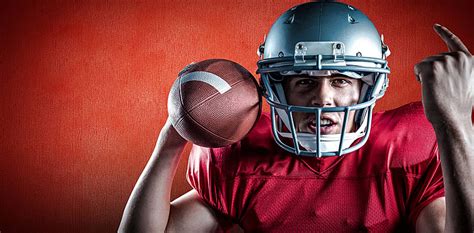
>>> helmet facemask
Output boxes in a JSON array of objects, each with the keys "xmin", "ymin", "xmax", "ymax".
[{"xmin": 261, "ymin": 69, "xmax": 387, "ymax": 157}]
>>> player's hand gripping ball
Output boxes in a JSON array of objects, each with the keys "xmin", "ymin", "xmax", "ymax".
[{"xmin": 167, "ymin": 59, "xmax": 262, "ymax": 147}]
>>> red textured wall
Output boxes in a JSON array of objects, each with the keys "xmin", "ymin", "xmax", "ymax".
[{"xmin": 0, "ymin": 1, "xmax": 472, "ymax": 232}]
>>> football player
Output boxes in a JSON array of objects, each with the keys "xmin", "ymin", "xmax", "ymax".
[{"xmin": 119, "ymin": 1, "xmax": 473, "ymax": 232}]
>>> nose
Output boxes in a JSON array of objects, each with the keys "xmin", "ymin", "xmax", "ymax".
[{"xmin": 311, "ymin": 79, "xmax": 334, "ymax": 107}]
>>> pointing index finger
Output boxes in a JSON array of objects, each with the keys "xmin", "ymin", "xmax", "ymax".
[{"xmin": 434, "ymin": 24, "xmax": 472, "ymax": 56}]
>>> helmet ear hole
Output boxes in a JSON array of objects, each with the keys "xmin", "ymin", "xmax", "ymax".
[{"xmin": 257, "ymin": 43, "xmax": 265, "ymax": 57}]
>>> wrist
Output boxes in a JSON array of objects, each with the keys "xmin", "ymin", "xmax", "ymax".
[
  {"xmin": 162, "ymin": 118, "xmax": 188, "ymax": 147},
  {"xmin": 431, "ymin": 116, "xmax": 472, "ymax": 135},
  {"xmin": 432, "ymin": 118, "xmax": 474, "ymax": 161},
  {"xmin": 150, "ymin": 119, "xmax": 188, "ymax": 163}
]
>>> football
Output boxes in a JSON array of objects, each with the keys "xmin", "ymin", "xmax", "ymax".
[{"xmin": 167, "ymin": 59, "xmax": 261, "ymax": 147}]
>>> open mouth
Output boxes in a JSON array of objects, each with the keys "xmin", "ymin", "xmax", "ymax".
[{"xmin": 308, "ymin": 117, "xmax": 338, "ymax": 134}]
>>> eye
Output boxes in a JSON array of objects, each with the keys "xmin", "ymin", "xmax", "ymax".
[
  {"xmin": 295, "ymin": 78, "xmax": 315, "ymax": 86},
  {"xmin": 331, "ymin": 78, "xmax": 351, "ymax": 87}
]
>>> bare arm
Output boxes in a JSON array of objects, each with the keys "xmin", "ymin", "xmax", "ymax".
[
  {"xmin": 432, "ymin": 118, "xmax": 473, "ymax": 232},
  {"xmin": 167, "ymin": 189, "xmax": 242, "ymax": 232},
  {"xmin": 416, "ymin": 121, "xmax": 473, "ymax": 233},
  {"xmin": 414, "ymin": 24, "xmax": 474, "ymax": 232},
  {"xmin": 118, "ymin": 119, "xmax": 224, "ymax": 233},
  {"xmin": 416, "ymin": 197, "xmax": 446, "ymax": 233}
]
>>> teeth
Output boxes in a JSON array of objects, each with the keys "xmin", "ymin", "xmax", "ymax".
[
  {"xmin": 321, "ymin": 119, "xmax": 332, "ymax": 125},
  {"xmin": 310, "ymin": 119, "xmax": 334, "ymax": 127},
  {"xmin": 320, "ymin": 119, "xmax": 332, "ymax": 126}
]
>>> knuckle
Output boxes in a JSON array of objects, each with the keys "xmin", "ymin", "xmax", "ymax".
[
  {"xmin": 451, "ymin": 51, "xmax": 471, "ymax": 67},
  {"xmin": 453, "ymin": 51, "xmax": 465, "ymax": 60},
  {"xmin": 460, "ymin": 52, "xmax": 470, "ymax": 62},
  {"xmin": 414, "ymin": 62, "xmax": 423, "ymax": 71},
  {"xmin": 432, "ymin": 61, "xmax": 444, "ymax": 71},
  {"xmin": 441, "ymin": 55, "xmax": 450, "ymax": 62}
]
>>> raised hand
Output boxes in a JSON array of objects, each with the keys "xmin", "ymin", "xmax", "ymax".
[{"xmin": 414, "ymin": 24, "xmax": 473, "ymax": 128}]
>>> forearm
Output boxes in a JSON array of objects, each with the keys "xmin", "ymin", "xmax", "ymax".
[
  {"xmin": 433, "ymin": 121, "xmax": 474, "ymax": 233},
  {"xmin": 118, "ymin": 120, "xmax": 187, "ymax": 233}
]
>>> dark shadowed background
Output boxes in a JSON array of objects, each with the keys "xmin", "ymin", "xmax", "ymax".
[{"xmin": 0, "ymin": 0, "xmax": 473, "ymax": 232}]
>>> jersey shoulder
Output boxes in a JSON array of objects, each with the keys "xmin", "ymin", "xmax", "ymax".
[
  {"xmin": 372, "ymin": 101, "xmax": 435, "ymax": 144},
  {"xmin": 367, "ymin": 101, "xmax": 439, "ymax": 172}
]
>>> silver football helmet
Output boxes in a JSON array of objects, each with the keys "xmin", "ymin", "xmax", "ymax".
[{"xmin": 257, "ymin": 1, "xmax": 391, "ymax": 157}]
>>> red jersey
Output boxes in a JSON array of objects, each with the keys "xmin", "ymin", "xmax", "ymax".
[{"xmin": 186, "ymin": 102, "xmax": 444, "ymax": 232}]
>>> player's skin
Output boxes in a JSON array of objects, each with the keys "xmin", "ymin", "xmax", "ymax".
[
  {"xmin": 118, "ymin": 119, "xmax": 237, "ymax": 233},
  {"xmin": 282, "ymin": 75, "xmax": 362, "ymax": 134},
  {"xmin": 413, "ymin": 24, "xmax": 473, "ymax": 233},
  {"xmin": 118, "ymin": 24, "xmax": 473, "ymax": 233}
]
